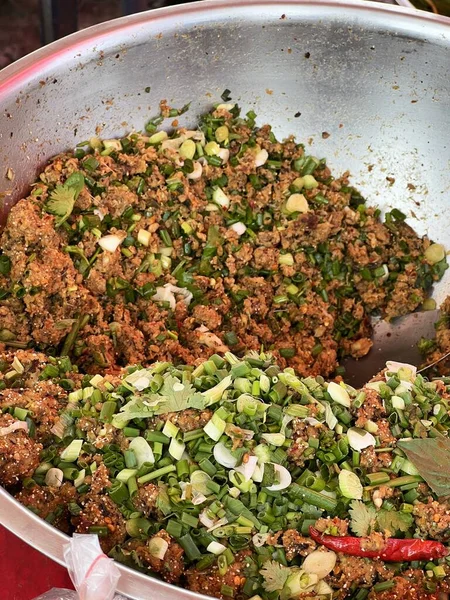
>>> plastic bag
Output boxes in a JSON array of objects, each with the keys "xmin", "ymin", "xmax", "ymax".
[
  {"xmin": 33, "ymin": 592, "xmax": 128, "ymax": 600},
  {"xmin": 33, "ymin": 534, "xmax": 127, "ymax": 600}
]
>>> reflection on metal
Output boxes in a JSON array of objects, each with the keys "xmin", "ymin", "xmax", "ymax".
[{"xmin": 342, "ymin": 310, "xmax": 440, "ymax": 387}]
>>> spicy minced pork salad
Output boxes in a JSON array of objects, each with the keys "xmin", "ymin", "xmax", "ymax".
[
  {"xmin": 1, "ymin": 101, "xmax": 450, "ymax": 599},
  {"xmin": 0, "ymin": 101, "xmax": 447, "ymax": 377},
  {"xmin": 1, "ymin": 349, "xmax": 450, "ymax": 599}
]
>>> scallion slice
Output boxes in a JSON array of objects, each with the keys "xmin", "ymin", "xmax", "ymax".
[
  {"xmin": 129, "ymin": 437, "xmax": 155, "ymax": 468},
  {"xmin": 59, "ymin": 439, "xmax": 83, "ymax": 462}
]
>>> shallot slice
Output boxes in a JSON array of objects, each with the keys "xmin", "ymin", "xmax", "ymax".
[{"xmin": 0, "ymin": 421, "xmax": 28, "ymax": 436}]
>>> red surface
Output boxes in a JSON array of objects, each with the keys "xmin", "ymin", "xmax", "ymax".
[{"xmin": 0, "ymin": 525, "xmax": 74, "ymax": 600}]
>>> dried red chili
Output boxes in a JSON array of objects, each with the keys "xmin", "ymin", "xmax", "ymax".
[{"xmin": 309, "ymin": 526, "xmax": 448, "ymax": 561}]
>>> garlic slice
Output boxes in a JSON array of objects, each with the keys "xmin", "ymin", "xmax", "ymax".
[{"xmin": 98, "ymin": 233, "xmax": 125, "ymax": 253}]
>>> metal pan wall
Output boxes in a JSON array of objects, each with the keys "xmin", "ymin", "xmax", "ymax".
[{"xmin": 0, "ymin": 2, "xmax": 449, "ymax": 597}]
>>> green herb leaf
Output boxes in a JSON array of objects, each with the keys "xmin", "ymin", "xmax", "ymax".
[
  {"xmin": 397, "ymin": 438, "xmax": 450, "ymax": 499},
  {"xmin": 45, "ymin": 172, "xmax": 85, "ymax": 226},
  {"xmin": 349, "ymin": 500, "xmax": 377, "ymax": 537},
  {"xmin": 260, "ymin": 560, "xmax": 290, "ymax": 593},
  {"xmin": 111, "ymin": 398, "xmax": 158, "ymax": 428},
  {"xmin": 377, "ymin": 510, "xmax": 413, "ymax": 535},
  {"xmin": 65, "ymin": 171, "xmax": 85, "ymax": 197},
  {"xmin": 45, "ymin": 185, "xmax": 76, "ymax": 225},
  {"xmin": 64, "ymin": 246, "xmax": 89, "ymax": 266},
  {"xmin": 187, "ymin": 392, "xmax": 210, "ymax": 410},
  {"xmin": 152, "ymin": 375, "xmax": 195, "ymax": 415}
]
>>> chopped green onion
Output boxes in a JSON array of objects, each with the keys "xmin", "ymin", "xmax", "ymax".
[
  {"xmin": 123, "ymin": 426, "xmax": 140, "ymax": 438},
  {"xmin": 126, "ymin": 517, "xmax": 152, "ymax": 537},
  {"xmin": 60, "ymin": 439, "xmax": 83, "ymax": 462},
  {"xmin": 137, "ymin": 464, "xmax": 176, "ymax": 484},
  {"xmin": 279, "ymin": 348, "xmax": 295, "ymax": 358},
  {"xmin": 372, "ymin": 581, "xmax": 396, "ymax": 593},
  {"xmin": 116, "ymin": 468, "xmax": 138, "ymax": 483},
  {"xmin": 290, "ymin": 485, "xmax": 338, "ymax": 512},
  {"xmin": 166, "ymin": 519, "xmax": 183, "ymax": 538},
  {"xmin": 129, "ymin": 437, "xmax": 154, "ymax": 468},
  {"xmin": 204, "ymin": 413, "xmax": 227, "ymax": 441},
  {"xmin": 88, "ymin": 526, "xmax": 109, "ymax": 536},
  {"xmin": 169, "ymin": 437, "xmax": 186, "ymax": 460},
  {"xmin": 365, "ymin": 472, "xmax": 391, "ymax": 486},
  {"xmin": 179, "ymin": 533, "xmax": 202, "ymax": 561},
  {"xmin": 162, "ymin": 420, "xmax": 179, "ymax": 439},
  {"xmin": 108, "ymin": 480, "xmax": 129, "ymax": 504}
]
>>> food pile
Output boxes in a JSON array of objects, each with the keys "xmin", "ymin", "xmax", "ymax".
[
  {"xmin": 0, "ymin": 103, "xmax": 449, "ymax": 599},
  {"xmin": 1, "ymin": 349, "xmax": 450, "ymax": 599},
  {"xmin": 0, "ymin": 103, "xmax": 446, "ymax": 377},
  {"xmin": 419, "ymin": 296, "xmax": 450, "ymax": 376}
]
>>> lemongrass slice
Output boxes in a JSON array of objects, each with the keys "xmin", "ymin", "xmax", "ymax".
[
  {"xmin": 261, "ymin": 433, "xmax": 286, "ymax": 447},
  {"xmin": 148, "ymin": 537, "xmax": 169, "ymax": 560},
  {"xmin": 190, "ymin": 470, "xmax": 212, "ymax": 496},
  {"xmin": 207, "ymin": 541, "xmax": 227, "ymax": 555}
]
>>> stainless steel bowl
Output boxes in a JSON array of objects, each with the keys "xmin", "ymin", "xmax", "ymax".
[{"xmin": 0, "ymin": 1, "xmax": 449, "ymax": 597}]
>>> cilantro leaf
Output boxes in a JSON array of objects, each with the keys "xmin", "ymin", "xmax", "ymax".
[
  {"xmin": 152, "ymin": 375, "xmax": 195, "ymax": 415},
  {"xmin": 65, "ymin": 171, "xmax": 85, "ymax": 197},
  {"xmin": 260, "ymin": 560, "xmax": 290, "ymax": 593},
  {"xmin": 349, "ymin": 500, "xmax": 377, "ymax": 537},
  {"xmin": 112, "ymin": 372, "xmax": 197, "ymax": 425},
  {"xmin": 64, "ymin": 245, "xmax": 90, "ymax": 275},
  {"xmin": 188, "ymin": 392, "xmax": 210, "ymax": 410},
  {"xmin": 45, "ymin": 185, "xmax": 76, "ymax": 225},
  {"xmin": 111, "ymin": 395, "xmax": 160, "ymax": 428},
  {"xmin": 377, "ymin": 510, "xmax": 413, "ymax": 535},
  {"xmin": 45, "ymin": 172, "xmax": 85, "ymax": 226}
]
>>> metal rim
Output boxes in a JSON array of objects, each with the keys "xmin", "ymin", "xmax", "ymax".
[
  {"xmin": 0, "ymin": 1, "xmax": 449, "ymax": 598},
  {"xmin": 0, "ymin": 0, "xmax": 450, "ymax": 95}
]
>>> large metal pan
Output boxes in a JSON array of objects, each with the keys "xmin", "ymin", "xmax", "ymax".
[{"xmin": 0, "ymin": 1, "xmax": 449, "ymax": 598}]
